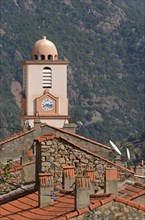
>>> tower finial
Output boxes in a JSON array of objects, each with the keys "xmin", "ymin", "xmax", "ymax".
[{"xmin": 41, "ymin": 13, "xmax": 47, "ymax": 36}]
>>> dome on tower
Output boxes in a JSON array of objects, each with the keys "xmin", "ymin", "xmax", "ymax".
[{"xmin": 32, "ymin": 36, "xmax": 58, "ymax": 61}]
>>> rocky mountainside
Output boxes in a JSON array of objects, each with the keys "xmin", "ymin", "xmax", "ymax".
[{"xmin": 0, "ymin": 0, "xmax": 145, "ymax": 144}]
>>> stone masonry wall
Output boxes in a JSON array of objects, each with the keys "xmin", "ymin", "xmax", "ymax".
[
  {"xmin": 0, "ymin": 170, "xmax": 24, "ymax": 194},
  {"xmin": 0, "ymin": 131, "xmax": 36, "ymax": 163},
  {"xmin": 71, "ymin": 201, "xmax": 145, "ymax": 220},
  {"xmin": 0, "ymin": 124, "xmax": 110, "ymax": 163},
  {"xmin": 36, "ymin": 137, "xmax": 133, "ymax": 191},
  {"xmin": 42, "ymin": 126, "xmax": 111, "ymax": 158}
]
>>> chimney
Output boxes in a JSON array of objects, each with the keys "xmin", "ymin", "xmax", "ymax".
[
  {"xmin": 21, "ymin": 148, "xmax": 34, "ymax": 165},
  {"xmin": 115, "ymin": 155, "xmax": 122, "ymax": 165},
  {"xmin": 34, "ymin": 118, "xmax": 41, "ymax": 137},
  {"xmin": 63, "ymin": 123, "xmax": 76, "ymax": 133},
  {"xmin": 104, "ymin": 168, "xmax": 118, "ymax": 196},
  {"xmin": 20, "ymin": 148, "xmax": 35, "ymax": 183},
  {"xmin": 62, "ymin": 166, "xmax": 75, "ymax": 190},
  {"xmin": 38, "ymin": 173, "xmax": 53, "ymax": 207},
  {"xmin": 84, "ymin": 170, "xmax": 95, "ymax": 194},
  {"xmin": 75, "ymin": 176, "xmax": 90, "ymax": 210},
  {"xmin": 135, "ymin": 160, "xmax": 145, "ymax": 176}
]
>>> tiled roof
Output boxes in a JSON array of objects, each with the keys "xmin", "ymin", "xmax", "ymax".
[
  {"xmin": 0, "ymin": 129, "xmax": 34, "ymax": 145},
  {"xmin": 0, "ymin": 190, "xmax": 112, "ymax": 220},
  {"xmin": 0, "ymin": 184, "xmax": 35, "ymax": 205},
  {"xmin": 1, "ymin": 187, "xmax": 145, "ymax": 220},
  {"xmin": 35, "ymin": 134, "xmax": 135, "ymax": 174},
  {"xmin": 118, "ymin": 182, "xmax": 145, "ymax": 200}
]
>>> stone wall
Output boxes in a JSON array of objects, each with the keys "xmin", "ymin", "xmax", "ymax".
[
  {"xmin": 36, "ymin": 137, "xmax": 133, "ymax": 191},
  {"xmin": 0, "ymin": 130, "xmax": 36, "ymax": 163},
  {"xmin": 0, "ymin": 123, "xmax": 110, "ymax": 163},
  {"xmin": 0, "ymin": 161, "xmax": 35, "ymax": 195},
  {"xmin": 42, "ymin": 126, "xmax": 111, "ymax": 158},
  {"xmin": 71, "ymin": 201, "xmax": 145, "ymax": 220},
  {"xmin": 0, "ymin": 170, "xmax": 24, "ymax": 194}
]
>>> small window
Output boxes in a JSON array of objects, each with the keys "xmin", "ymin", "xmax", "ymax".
[
  {"xmin": 40, "ymin": 55, "xmax": 45, "ymax": 60},
  {"xmin": 34, "ymin": 55, "xmax": 38, "ymax": 60},
  {"xmin": 48, "ymin": 55, "xmax": 53, "ymax": 60},
  {"xmin": 43, "ymin": 67, "xmax": 52, "ymax": 88}
]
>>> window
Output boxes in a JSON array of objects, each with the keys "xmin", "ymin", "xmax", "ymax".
[
  {"xmin": 48, "ymin": 55, "xmax": 53, "ymax": 60},
  {"xmin": 34, "ymin": 55, "xmax": 38, "ymax": 60},
  {"xmin": 43, "ymin": 67, "xmax": 52, "ymax": 88},
  {"xmin": 40, "ymin": 55, "xmax": 45, "ymax": 60}
]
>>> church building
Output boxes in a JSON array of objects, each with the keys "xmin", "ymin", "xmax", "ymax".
[{"xmin": 22, "ymin": 36, "xmax": 69, "ymax": 128}]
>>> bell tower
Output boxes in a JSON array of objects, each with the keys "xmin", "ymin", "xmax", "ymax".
[{"xmin": 22, "ymin": 36, "xmax": 69, "ymax": 128}]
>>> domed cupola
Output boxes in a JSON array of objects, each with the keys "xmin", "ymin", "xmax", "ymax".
[{"xmin": 32, "ymin": 36, "xmax": 58, "ymax": 61}]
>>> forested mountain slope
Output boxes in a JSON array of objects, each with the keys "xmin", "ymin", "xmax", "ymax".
[{"xmin": 0, "ymin": 0, "xmax": 145, "ymax": 144}]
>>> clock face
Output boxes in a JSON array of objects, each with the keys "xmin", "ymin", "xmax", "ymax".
[{"xmin": 41, "ymin": 98, "xmax": 54, "ymax": 111}]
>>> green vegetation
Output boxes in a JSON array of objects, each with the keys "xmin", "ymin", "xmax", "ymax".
[
  {"xmin": 0, "ymin": 0, "xmax": 144, "ymax": 144},
  {"xmin": 0, "ymin": 160, "xmax": 13, "ymax": 183}
]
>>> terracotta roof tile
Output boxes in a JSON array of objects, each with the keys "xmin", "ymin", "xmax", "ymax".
[
  {"xmin": 77, "ymin": 207, "xmax": 89, "ymax": 215},
  {"xmin": 138, "ymin": 190, "xmax": 145, "ymax": 196},
  {"xmin": 9, "ymin": 200, "xmax": 32, "ymax": 210},
  {"xmin": 65, "ymin": 211, "xmax": 78, "ymax": 219},
  {"xmin": 118, "ymin": 182, "xmax": 145, "ymax": 201},
  {"xmin": 126, "ymin": 185, "xmax": 143, "ymax": 193},
  {"xmin": 89, "ymin": 201, "xmax": 101, "ymax": 210},
  {"xmin": 2, "ymin": 179, "xmax": 144, "ymax": 219},
  {"xmin": 115, "ymin": 197, "xmax": 129, "ymax": 204},
  {"xmin": 100, "ymin": 197, "xmax": 113, "ymax": 205},
  {"xmin": 55, "ymin": 217, "xmax": 67, "ymax": 220},
  {"xmin": 8, "ymin": 214, "xmax": 28, "ymax": 220},
  {"xmin": 128, "ymin": 200, "xmax": 140, "ymax": 209},
  {"xmin": 114, "ymin": 196, "xmax": 145, "ymax": 211},
  {"xmin": 1, "ymin": 207, "xmax": 11, "ymax": 216},
  {"xmin": 138, "ymin": 204, "xmax": 145, "ymax": 212},
  {"xmin": 1, "ymin": 189, "xmax": 115, "ymax": 219},
  {"xmin": 17, "ymin": 196, "xmax": 37, "ymax": 207},
  {"xmin": 0, "ymin": 217, "xmax": 10, "ymax": 220},
  {"xmin": 129, "ymin": 193, "xmax": 139, "ymax": 199},
  {"xmin": 119, "ymin": 189, "xmax": 135, "ymax": 196}
]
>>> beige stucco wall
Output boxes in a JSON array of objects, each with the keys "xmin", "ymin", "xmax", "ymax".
[
  {"xmin": 28, "ymin": 118, "xmax": 68, "ymax": 128},
  {"xmin": 23, "ymin": 63, "xmax": 68, "ymax": 116}
]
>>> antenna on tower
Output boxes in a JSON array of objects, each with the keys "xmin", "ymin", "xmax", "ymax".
[
  {"xmin": 40, "ymin": 13, "xmax": 47, "ymax": 36},
  {"xmin": 109, "ymin": 140, "xmax": 122, "ymax": 155}
]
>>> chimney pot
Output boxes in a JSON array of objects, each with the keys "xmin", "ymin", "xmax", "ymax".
[
  {"xmin": 75, "ymin": 176, "xmax": 90, "ymax": 210},
  {"xmin": 104, "ymin": 168, "xmax": 118, "ymax": 196},
  {"xmin": 84, "ymin": 170, "xmax": 95, "ymax": 194},
  {"xmin": 63, "ymin": 165, "xmax": 75, "ymax": 190},
  {"xmin": 39, "ymin": 173, "xmax": 53, "ymax": 207}
]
